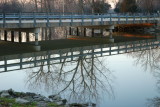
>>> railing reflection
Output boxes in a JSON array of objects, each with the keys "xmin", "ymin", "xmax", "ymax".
[{"xmin": 0, "ymin": 39, "xmax": 159, "ymax": 73}]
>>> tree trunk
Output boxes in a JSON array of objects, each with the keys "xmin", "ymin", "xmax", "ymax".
[
  {"xmin": 34, "ymin": 0, "xmax": 38, "ymax": 12},
  {"xmin": 92, "ymin": 0, "xmax": 95, "ymax": 14}
]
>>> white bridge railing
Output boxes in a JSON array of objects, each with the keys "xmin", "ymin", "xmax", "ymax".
[{"xmin": 0, "ymin": 13, "xmax": 159, "ymax": 27}]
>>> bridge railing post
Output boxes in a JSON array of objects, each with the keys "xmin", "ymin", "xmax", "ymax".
[
  {"xmin": 46, "ymin": 13, "xmax": 50, "ymax": 27},
  {"xmin": 81, "ymin": 14, "xmax": 84, "ymax": 25},
  {"xmin": 19, "ymin": 12, "xmax": 22, "ymax": 27},
  {"xmin": 147, "ymin": 13, "xmax": 149, "ymax": 22},
  {"xmin": 101, "ymin": 14, "xmax": 103, "ymax": 25},
  {"xmin": 70, "ymin": 13, "xmax": 73, "ymax": 26},
  {"xmin": 126, "ymin": 14, "xmax": 128, "ymax": 24},
  {"xmin": 109, "ymin": 13, "xmax": 112, "ymax": 24},
  {"xmin": 158, "ymin": 12, "xmax": 160, "ymax": 17},
  {"xmin": 59, "ymin": 14, "xmax": 62, "ymax": 26},
  {"xmin": 133, "ymin": 13, "xmax": 135, "ymax": 23},
  {"xmin": 153, "ymin": 14, "xmax": 156, "ymax": 21},
  {"xmin": 118, "ymin": 13, "xmax": 120, "ymax": 24},
  {"xmin": 33, "ymin": 12, "xmax": 37, "ymax": 27},
  {"xmin": 140, "ymin": 13, "xmax": 143, "ymax": 23},
  {"xmin": 91, "ymin": 15, "xmax": 94, "ymax": 25}
]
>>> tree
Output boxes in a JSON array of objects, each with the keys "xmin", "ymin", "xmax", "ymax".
[
  {"xmin": 0, "ymin": 0, "xmax": 23, "ymax": 12},
  {"xmin": 136, "ymin": 0, "xmax": 160, "ymax": 13},
  {"xmin": 92, "ymin": 1, "xmax": 111, "ymax": 13},
  {"xmin": 114, "ymin": 2, "xmax": 121, "ymax": 13},
  {"xmin": 114, "ymin": 0, "xmax": 138, "ymax": 13},
  {"xmin": 78, "ymin": 0, "xmax": 84, "ymax": 14}
]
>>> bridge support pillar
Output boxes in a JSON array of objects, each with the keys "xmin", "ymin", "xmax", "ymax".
[
  {"xmin": 19, "ymin": 32, "xmax": 22, "ymax": 43},
  {"xmin": 11, "ymin": 31, "xmax": 14, "ymax": 42},
  {"xmin": 109, "ymin": 29, "xmax": 114, "ymax": 43},
  {"xmin": 4, "ymin": 30, "xmax": 7, "ymax": 41},
  {"xmin": 35, "ymin": 33, "xmax": 39, "ymax": 46},
  {"xmin": 26, "ymin": 32, "xmax": 30, "ymax": 42},
  {"xmin": 41, "ymin": 28, "xmax": 45, "ymax": 40},
  {"xmin": 83, "ymin": 28, "xmax": 86, "ymax": 37},
  {"xmin": 44, "ymin": 28, "xmax": 48, "ymax": 40},
  {"xmin": 100, "ymin": 29, "xmax": 103, "ymax": 38},
  {"xmin": 33, "ymin": 28, "xmax": 41, "ymax": 51},
  {"xmin": 92, "ymin": 28, "xmax": 94, "ymax": 37},
  {"xmin": 107, "ymin": 25, "xmax": 114, "ymax": 43},
  {"xmin": 69, "ymin": 27, "xmax": 72, "ymax": 35},
  {"xmin": 76, "ymin": 27, "xmax": 79, "ymax": 36}
]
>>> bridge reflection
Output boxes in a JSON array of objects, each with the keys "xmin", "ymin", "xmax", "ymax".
[
  {"xmin": 0, "ymin": 37, "xmax": 160, "ymax": 105},
  {"xmin": 0, "ymin": 38, "xmax": 159, "ymax": 73}
]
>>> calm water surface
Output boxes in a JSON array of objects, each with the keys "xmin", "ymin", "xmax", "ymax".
[
  {"xmin": 0, "ymin": 32, "xmax": 160, "ymax": 107},
  {"xmin": 0, "ymin": 48, "xmax": 160, "ymax": 107}
]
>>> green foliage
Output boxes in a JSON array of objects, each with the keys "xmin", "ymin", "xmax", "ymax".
[
  {"xmin": 47, "ymin": 102, "xmax": 64, "ymax": 107},
  {"xmin": 0, "ymin": 97, "xmax": 37, "ymax": 107}
]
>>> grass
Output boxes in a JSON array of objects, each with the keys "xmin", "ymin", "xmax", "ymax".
[
  {"xmin": 0, "ymin": 97, "xmax": 37, "ymax": 107},
  {"xmin": 47, "ymin": 102, "xmax": 64, "ymax": 107},
  {"xmin": 0, "ymin": 97, "xmax": 65, "ymax": 107}
]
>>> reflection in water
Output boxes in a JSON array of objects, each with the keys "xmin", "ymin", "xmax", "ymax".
[
  {"xmin": 25, "ymin": 49, "xmax": 114, "ymax": 104},
  {"xmin": 127, "ymin": 45, "xmax": 160, "ymax": 107},
  {"xmin": 0, "ymin": 38, "xmax": 159, "ymax": 105},
  {"xmin": 0, "ymin": 32, "xmax": 160, "ymax": 106},
  {"xmin": 128, "ymin": 47, "xmax": 160, "ymax": 72},
  {"xmin": 147, "ymin": 97, "xmax": 160, "ymax": 107}
]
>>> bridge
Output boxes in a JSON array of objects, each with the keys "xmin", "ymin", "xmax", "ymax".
[
  {"xmin": 0, "ymin": 13, "xmax": 160, "ymax": 28},
  {"xmin": 0, "ymin": 13, "xmax": 160, "ymax": 51}
]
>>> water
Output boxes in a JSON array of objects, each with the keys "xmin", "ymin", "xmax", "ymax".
[{"xmin": 0, "ymin": 32, "xmax": 160, "ymax": 107}]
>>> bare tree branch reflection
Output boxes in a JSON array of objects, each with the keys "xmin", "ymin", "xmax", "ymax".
[
  {"xmin": 147, "ymin": 97, "xmax": 160, "ymax": 107},
  {"xmin": 25, "ymin": 49, "xmax": 114, "ymax": 103},
  {"xmin": 127, "ymin": 46, "xmax": 160, "ymax": 72},
  {"xmin": 127, "ymin": 44, "xmax": 160, "ymax": 107}
]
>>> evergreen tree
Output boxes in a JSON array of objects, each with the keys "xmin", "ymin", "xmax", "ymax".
[{"xmin": 115, "ymin": 0, "xmax": 138, "ymax": 13}]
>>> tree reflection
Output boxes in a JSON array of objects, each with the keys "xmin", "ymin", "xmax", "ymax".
[
  {"xmin": 127, "ymin": 44, "xmax": 160, "ymax": 107},
  {"xmin": 25, "ymin": 49, "xmax": 114, "ymax": 103},
  {"xmin": 147, "ymin": 97, "xmax": 160, "ymax": 107},
  {"xmin": 127, "ymin": 46, "xmax": 160, "ymax": 72}
]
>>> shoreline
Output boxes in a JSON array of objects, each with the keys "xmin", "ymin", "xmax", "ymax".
[{"xmin": 0, "ymin": 89, "xmax": 96, "ymax": 107}]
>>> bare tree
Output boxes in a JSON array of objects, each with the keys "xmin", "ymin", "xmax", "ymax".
[
  {"xmin": 79, "ymin": 0, "xmax": 84, "ymax": 14},
  {"xmin": 137, "ymin": 0, "xmax": 160, "ymax": 13}
]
